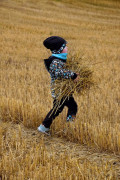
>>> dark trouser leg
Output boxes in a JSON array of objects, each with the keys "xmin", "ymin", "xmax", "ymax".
[
  {"xmin": 42, "ymin": 99, "xmax": 65, "ymax": 128},
  {"xmin": 42, "ymin": 96, "xmax": 78, "ymax": 128},
  {"xmin": 65, "ymin": 96, "xmax": 78, "ymax": 121}
]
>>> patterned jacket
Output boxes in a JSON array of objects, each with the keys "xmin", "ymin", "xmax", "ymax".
[{"xmin": 44, "ymin": 56, "xmax": 77, "ymax": 98}]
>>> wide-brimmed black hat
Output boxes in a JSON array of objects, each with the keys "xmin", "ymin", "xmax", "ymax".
[{"xmin": 43, "ymin": 36, "xmax": 67, "ymax": 54}]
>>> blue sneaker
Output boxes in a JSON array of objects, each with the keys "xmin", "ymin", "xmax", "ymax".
[
  {"xmin": 66, "ymin": 115, "xmax": 75, "ymax": 122},
  {"xmin": 38, "ymin": 124, "xmax": 50, "ymax": 135}
]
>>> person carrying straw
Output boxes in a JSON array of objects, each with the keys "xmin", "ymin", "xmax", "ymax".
[{"xmin": 38, "ymin": 36, "xmax": 79, "ymax": 135}]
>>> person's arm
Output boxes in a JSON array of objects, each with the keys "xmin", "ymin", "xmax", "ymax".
[{"xmin": 49, "ymin": 59, "xmax": 77, "ymax": 80}]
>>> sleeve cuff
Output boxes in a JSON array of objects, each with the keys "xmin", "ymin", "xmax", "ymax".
[{"xmin": 71, "ymin": 73, "xmax": 77, "ymax": 80}]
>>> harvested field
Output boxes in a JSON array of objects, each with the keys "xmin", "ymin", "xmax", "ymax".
[{"xmin": 0, "ymin": 0, "xmax": 120, "ymax": 179}]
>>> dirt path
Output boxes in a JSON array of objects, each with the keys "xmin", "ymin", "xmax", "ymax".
[{"xmin": 1, "ymin": 121, "xmax": 120, "ymax": 178}]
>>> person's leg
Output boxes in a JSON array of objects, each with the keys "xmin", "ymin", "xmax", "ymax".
[
  {"xmin": 65, "ymin": 96, "xmax": 78, "ymax": 121},
  {"xmin": 42, "ymin": 99, "xmax": 65, "ymax": 128}
]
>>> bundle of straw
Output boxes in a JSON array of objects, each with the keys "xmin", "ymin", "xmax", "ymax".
[{"xmin": 51, "ymin": 54, "xmax": 94, "ymax": 113}]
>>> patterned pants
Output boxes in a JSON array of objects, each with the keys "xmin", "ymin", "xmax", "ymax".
[{"xmin": 42, "ymin": 96, "xmax": 78, "ymax": 128}]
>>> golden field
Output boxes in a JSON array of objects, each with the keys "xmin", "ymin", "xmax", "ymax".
[{"xmin": 0, "ymin": 0, "xmax": 120, "ymax": 179}]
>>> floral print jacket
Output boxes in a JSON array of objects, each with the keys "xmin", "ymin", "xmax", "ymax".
[{"xmin": 44, "ymin": 56, "xmax": 77, "ymax": 98}]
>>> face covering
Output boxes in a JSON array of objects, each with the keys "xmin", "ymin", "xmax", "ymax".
[{"xmin": 52, "ymin": 53, "xmax": 68, "ymax": 61}]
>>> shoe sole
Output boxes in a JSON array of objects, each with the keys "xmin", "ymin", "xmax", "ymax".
[{"xmin": 38, "ymin": 127, "xmax": 50, "ymax": 136}]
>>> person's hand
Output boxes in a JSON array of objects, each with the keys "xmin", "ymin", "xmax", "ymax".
[{"xmin": 74, "ymin": 73, "xmax": 79, "ymax": 83}]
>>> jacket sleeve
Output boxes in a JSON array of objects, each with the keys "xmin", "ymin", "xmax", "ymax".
[{"xmin": 49, "ymin": 59, "xmax": 77, "ymax": 80}]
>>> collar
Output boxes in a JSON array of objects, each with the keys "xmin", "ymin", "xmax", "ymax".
[{"xmin": 52, "ymin": 53, "xmax": 68, "ymax": 61}]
